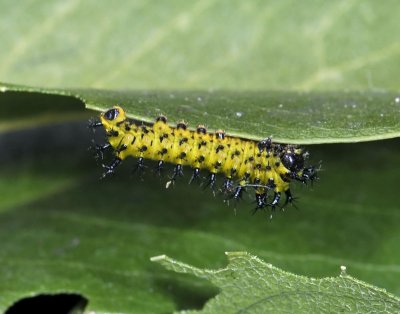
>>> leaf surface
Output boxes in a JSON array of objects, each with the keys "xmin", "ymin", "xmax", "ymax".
[
  {"xmin": 152, "ymin": 252, "xmax": 400, "ymax": 313},
  {"xmin": 0, "ymin": 1, "xmax": 399, "ymax": 91}
]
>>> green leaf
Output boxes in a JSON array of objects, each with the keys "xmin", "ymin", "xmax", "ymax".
[
  {"xmin": 1, "ymin": 1, "xmax": 400, "ymax": 313},
  {"xmin": 0, "ymin": 1, "xmax": 400, "ymax": 91},
  {"xmin": 152, "ymin": 252, "xmax": 400, "ymax": 313},
  {"xmin": 2, "ymin": 84, "xmax": 400, "ymax": 143}
]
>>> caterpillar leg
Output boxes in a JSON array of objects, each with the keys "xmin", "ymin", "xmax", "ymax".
[
  {"xmin": 225, "ymin": 183, "xmax": 246, "ymax": 215},
  {"xmin": 284, "ymin": 189, "xmax": 293, "ymax": 204},
  {"xmin": 172, "ymin": 164, "xmax": 184, "ymax": 179},
  {"xmin": 269, "ymin": 192, "xmax": 281, "ymax": 209},
  {"xmin": 189, "ymin": 168, "xmax": 200, "ymax": 184},
  {"xmin": 221, "ymin": 177, "xmax": 234, "ymax": 194},
  {"xmin": 116, "ymin": 144, "xmax": 127, "ymax": 154},
  {"xmin": 155, "ymin": 160, "xmax": 164, "ymax": 176},
  {"xmin": 252, "ymin": 193, "xmax": 267, "ymax": 215},
  {"xmin": 133, "ymin": 157, "xmax": 146, "ymax": 174},
  {"xmin": 204, "ymin": 173, "xmax": 217, "ymax": 191},
  {"xmin": 90, "ymin": 142, "xmax": 111, "ymax": 161},
  {"xmin": 294, "ymin": 166, "xmax": 318, "ymax": 184},
  {"xmin": 232, "ymin": 184, "xmax": 245, "ymax": 201},
  {"xmin": 259, "ymin": 192, "xmax": 280, "ymax": 220},
  {"xmin": 283, "ymin": 189, "xmax": 298, "ymax": 210},
  {"xmin": 302, "ymin": 166, "xmax": 318, "ymax": 182},
  {"xmin": 254, "ymin": 190, "xmax": 295, "ymax": 218},
  {"xmin": 102, "ymin": 157, "xmax": 121, "ymax": 178},
  {"xmin": 166, "ymin": 164, "xmax": 184, "ymax": 188},
  {"xmin": 88, "ymin": 118, "xmax": 103, "ymax": 129}
]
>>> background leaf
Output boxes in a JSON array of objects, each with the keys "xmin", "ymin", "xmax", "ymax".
[
  {"xmin": 0, "ymin": 1, "xmax": 399, "ymax": 90},
  {"xmin": 152, "ymin": 252, "xmax": 400, "ymax": 313},
  {"xmin": 0, "ymin": 112, "xmax": 399, "ymax": 313}
]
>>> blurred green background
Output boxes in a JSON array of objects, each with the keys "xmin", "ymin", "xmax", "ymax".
[{"xmin": 1, "ymin": 0, "xmax": 400, "ymax": 90}]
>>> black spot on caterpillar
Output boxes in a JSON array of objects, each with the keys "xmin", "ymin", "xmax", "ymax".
[{"xmin": 89, "ymin": 106, "xmax": 318, "ymax": 217}]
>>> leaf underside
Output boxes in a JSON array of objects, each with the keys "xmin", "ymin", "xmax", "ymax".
[{"xmin": 2, "ymin": 83, "xmax": 400, "ymax": 144}]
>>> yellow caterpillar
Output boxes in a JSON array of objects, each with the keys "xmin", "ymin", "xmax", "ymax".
[{"xmin": 90, "ymin": 106, "xmax": 317, "ymax": 214}]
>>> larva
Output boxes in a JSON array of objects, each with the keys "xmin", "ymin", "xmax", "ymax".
[{"xmin": 89, "ymin": 106, "xmax": 317, "ymax": 215}]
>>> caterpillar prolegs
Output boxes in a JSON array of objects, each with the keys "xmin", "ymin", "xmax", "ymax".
[{"xmin": 89, "ymin": 106, "xmax": 318, "ymax": 216}]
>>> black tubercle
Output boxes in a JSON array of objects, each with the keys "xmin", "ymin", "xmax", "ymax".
[
  {"xmin": 216, "ymin": 131, "xmax": 225, "ymax": 140},
  {"xmin": 177, "ymin": 122, "xmax": 187, "ymax": 130},
  {"xmin": 107, "ymin": 130, "xmax": 119, "ymax": 137},
  {"xmin": 196, "ymin": 126, "xmax": 207, "ymax": 134},
  {"xmin": 156, "ymin": 115, "xmax": 167, "ymax": 123},
  {"xmin": 102, "ymin": 158, "xmax": 122, "ymax": 178},
  {"xmin": 257, "ymin": 137, "xmax": 272, "ymax": 152}
]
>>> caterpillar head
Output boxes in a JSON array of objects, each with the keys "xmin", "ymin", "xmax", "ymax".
[
  {"xmin": 281, "ymin": 148, "xmax": 318, "ymax": 182},
  {"xmin": 281, "ymin": 148, "xmax": 305, "ymax": 174},
  {"xmin": 100, "ymin": 106, "xmax": 127, "ymax": 131}
]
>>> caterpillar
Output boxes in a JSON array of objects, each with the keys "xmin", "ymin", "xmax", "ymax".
[{"xmin": 89, "ymin": 106, "xmax": 317, "ymax": 215}]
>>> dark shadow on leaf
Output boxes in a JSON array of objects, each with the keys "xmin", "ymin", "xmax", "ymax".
[
  {"xmin": 0, "ymin": 91, "xmax": 84, "ymax": 125},
  {"xmin": 5, "ymin": 293, "xmax": 88, "ymax": 314},
  {"xmin": 152, "ymin": 274, "xmax": 218, "ymax": 312}
]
